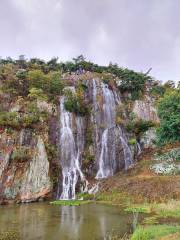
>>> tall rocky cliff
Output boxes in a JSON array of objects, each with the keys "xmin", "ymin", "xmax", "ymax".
[{"xmin": 0, "ymin": 75, "xmax": 159, "ymax": 203}]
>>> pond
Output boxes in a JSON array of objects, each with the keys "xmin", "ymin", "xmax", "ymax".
[{"xmin": 0, "ymin": 202, "xmax": 144, "ymax": 240}]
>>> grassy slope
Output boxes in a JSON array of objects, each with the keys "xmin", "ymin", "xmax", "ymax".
[{"xmin": 97, "ymin": 144, "xmax": 180, "ymax": 204}]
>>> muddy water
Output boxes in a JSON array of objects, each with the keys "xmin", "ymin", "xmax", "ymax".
[{"xmin": 0, "ymin": 203, "xmax": 144, "ymax": 240}]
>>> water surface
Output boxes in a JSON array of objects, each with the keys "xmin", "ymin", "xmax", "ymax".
[{"xmin": 0, "ymin": 203, "xmax": 141, "ymax": 240}]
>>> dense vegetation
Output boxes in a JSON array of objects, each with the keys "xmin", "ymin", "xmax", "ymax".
[
  {"xmin": 157, "ymin": 89, "xmax": 180, "ymax": 145},
  {"xmin": 0, "ymin": 55, "xmax": 179, "ymax": 146},
  {"xmin": 0, "ymin": 55, "xmax": 151, "ymax": 101}
]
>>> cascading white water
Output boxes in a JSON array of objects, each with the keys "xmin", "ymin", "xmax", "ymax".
[
  {"xmin": 59, "ymin": 94, "xmax": 85, "ymax": 200},
  {"xmin": 92, "ymin": 79, "xmax": 133, "ymax": 179},
  {"xmin": 120, "ymin": 137, "xmax": 133, "ymax": 170}
]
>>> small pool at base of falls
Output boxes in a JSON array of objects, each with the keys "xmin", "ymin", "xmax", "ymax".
[{"xmin": 0, "ymin": 202, "xmax": 145, "ymax": 240}]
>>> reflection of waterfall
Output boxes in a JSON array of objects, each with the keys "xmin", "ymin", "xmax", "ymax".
[
  {"xmin": 92, "ymin": 79, "xmax": 133, "ymax": 179},
  {"xmin": 59, "ymin": 94, "xmax": 85, "ymax": 200},
  {"xmin": 60, "ymin": 206, "xmax": 82, "ymax": 239}
]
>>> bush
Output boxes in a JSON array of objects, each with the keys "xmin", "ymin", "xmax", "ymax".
[
  {"xmin": 157, "ymin": 90, "xmax": 180, "ymax": 145},
  {"xmin": 0, "ymin": 112, "xmax": 20, "ymax": 128},
  {"xmin": 126, "ymin": 119, "xmax": 155, "ymax": 138},
  {"xmin": 0, "ymin": 105, "xmax": 48, "ymax": 129},
  {"xmin": 64, "ymin": 87, "xmax": 89, "ymax": 116},
  {"xmin": 11, "ymin": 147, "xmax": 31, "ymax": 162},
  {"xmin": 28, "ymin": 88, "xmax": 48, "ymax": 101},
  {"xmin": 128, "ymin": 138, "xmax": 137, "ymax": 145}
]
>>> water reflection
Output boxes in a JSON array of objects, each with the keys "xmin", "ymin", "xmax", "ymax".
[{"xmin": 0, "ymin": 203, "xmax": 139, "ymax": 240}]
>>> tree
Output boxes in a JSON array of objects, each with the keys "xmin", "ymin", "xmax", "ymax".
[
  {"xmin": 28, "ymin": 87, "xmax": 48, "ymax": 101},
  {"xmin": 73, "ymin": 55, "xmax": 85, "ymax": 64},
  {"xmin": 28, "ymin": 69, "xmax": 48, "ymax": 90},
  {"xmin": 157, "ymin": 90, "xmax": 180, "ymax": 145}
]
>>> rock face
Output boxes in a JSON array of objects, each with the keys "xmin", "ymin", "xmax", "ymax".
[
  {"xmin": 20, "ymin": 137, "xmax": 51, "ymax": 202},
  {"xmin": 133, "ymin": 96, "xmax": 159, "ymax": 122},
  {"xmin": 0, "ymin": 77, "xmax": 160, "ymax": 202},
  {"xmin": 57, "ymin": 78, "xmax": 134, "ymax": 199},
  {"xmin": 0, "ymin": 130, "xmax": 52, "ymax": 203},
  {"xmin": 133, "ymin": 95, "xmax": 159, "ymax": 148},
  {"xmin": 90, "ymin": 79, "xmax": 133, "ymax": 177}
]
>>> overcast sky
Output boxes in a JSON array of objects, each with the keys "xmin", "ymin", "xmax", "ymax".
[{"xmin": 0, "ymin": 0, "xmax": 180, "ymax": 82}]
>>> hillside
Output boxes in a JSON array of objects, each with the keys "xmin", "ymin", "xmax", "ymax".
[{"xmin": 0, "ymin": 56, "xmax": 179, "ymax": 204}]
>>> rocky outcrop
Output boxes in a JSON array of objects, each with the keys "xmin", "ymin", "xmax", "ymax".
[
  {"xmin": 133, "ymin": 96, "xmax": 159, "ymax": 123},
  {"xmin": 0, "ymin": 77, "xmax": 160, "ymax": 202},
  {"xmin": 0, "ymin": 129, "xmax": 52, "ymax": 203},
  {"xmin": 133, "ymin": 95, "xmax": 159, "ymax": 148}
]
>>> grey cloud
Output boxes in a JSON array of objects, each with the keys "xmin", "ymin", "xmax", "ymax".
[{"xmin": 0, "ymin": 0, "xmax": 180, "ymax": 82}]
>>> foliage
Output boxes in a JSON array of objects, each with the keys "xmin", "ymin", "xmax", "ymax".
[
  {"xmin": 28, "ymin": 88, "xmax": 48, "ymax": 101},
  {"xmin": 64, "ymin": 87, "xmax": 89, "ymax": 116},
  {"xmin": 0, "ymin": 230, "xmax": 20, "ymax": 240},
  {"xmin": 0, "ymin": 102, "xmax": 48, "ymax": 129},
  {"xmin": 124, "ymin": 200, "xmax": 180, "ymax": 219},
  {"xmin": 28, "ymin": 69, "xmax": 48, "ymax": 90},
  {"xmin": 131, "ymin": 225, "xmax": 180, "ymax": 240},
  {"xmin": 0, "ymin": 112, "xmax": 20, "ymax": 128},
  {"xmin": 11, "ymin": 147, "xmax": 31, "ymax": 162},
  {"xmin": 45, "ymin": 144, "xmax": 57, "ymax": 163},
  {"xmin": 47, "ymin": 71, "xmax": 64, "ymax": 98},
  {"xmin": 76, "ymin": 193, "xmax": 94, "ymax": 200},
  {"xmin": 150, "ymin": 85, "xmax": 165, "ymax": 98},
  {"xmin": 151, "ymin": 200, "xmax": 180, "ymax": 218},
  {"xmin": 124, "ymin": 206, "xmax": 151, "ymax": 213},
  {"xmin": 50, "ymin": 200, "xmax": 91, "ymax": 206},
  {"xmin": 156, "ymin": 90, "xmax": 180, "ymax": 145},
  {"xmin": 0, "ymin": 56, "xmax": 154, "ymax": 102},
  {"xmin": 126, "ymin": 119, "xmax": 155, "ymax": 138},
  {"xmin": 128, "ymin": 138, "xmax": 137, "ymax": 145}
]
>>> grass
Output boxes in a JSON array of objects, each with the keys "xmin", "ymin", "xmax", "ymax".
[
  {"xmin": 123, "ymin": 200, "xmax": 180, "ymax": 218},
  {"xmin": 143, "ymin": 216, "xmax": 158, "ymax": 225},
  {"xmin": 95, "ymin": 191, "xmax": 131, "ymax": 205},
  {"xmin": 151, "ymin": 200, "xmax": 180, "ymax": 218},
  {"xmin": 50, "ymin": 200, "xmax": 91, "ymax": 206},
  {"xmin": 131, "ymin": 225, "xmax": 180, "ymax": 240},
  {"xmin": 76, "ymin": 193, "xmax": 94, "ymax": 200},
  {"xmin": 0, "ymin": 230, "xmax": 20, "ymax": 240},
  {"xmin": 159, "ymin": 232, "xmax": 180, "ymax": 240},
  {"xmin": 124, "ymin": 206, "xmax": 151, "ymax": 214}
]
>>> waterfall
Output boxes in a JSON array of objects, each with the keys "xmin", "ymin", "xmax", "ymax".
[
  {"xmin": 120, "ymin": 137, "xmax": 133, "ymax": 170},
  {"xmin": 94, "ymin": 81, "xmax": 116, "ymax": 179},
  {"xmin": 59, "ymin": 94, "xmax": 85, "ymax": 200},
  {"xmin": 92, "ymin": 79, "xmax": 133, "ymax": 179}
]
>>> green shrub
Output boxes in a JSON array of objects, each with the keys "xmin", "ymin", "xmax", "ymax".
[
  {"xmin": 64, "ymin": 88, "xmax": 89, "ymax": 116},
  {"xmin": 0, "ymin": 108, "xmax": 47, "ymax": 129},
  {"xmin": 11, "ymin": 147, "xmax": 31, "ymax": 162},
  {"xmin": 28, "ymin": 88, "xmax": 48, "ymax": 101},
  {"xmin": 128, "ymin": 138, "xmax": 137, "ymax": 145},
  {"xmin": 126, "ymin": 119, "xmax": 155, "ymax": 137},
  {"xmin": 157, "ymin": 90, "xmax": 180, "ymax": 145},
  {"xmin": 0, "ymin": 112, "xmax": 20, "ymax": 128}
]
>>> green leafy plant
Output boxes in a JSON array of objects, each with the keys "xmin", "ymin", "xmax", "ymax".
[
  {"xmin": 156, "ymin": 90, "xmax": 180, "ymax": 145},
  {"xmin": 11, "ymin": 147, "xmax": 31, "ymax": 162}
]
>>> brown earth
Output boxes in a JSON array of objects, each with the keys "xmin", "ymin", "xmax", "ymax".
[{"xmin": 98, "ymin": 144, "xmax": 180, "ymax": 203}]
